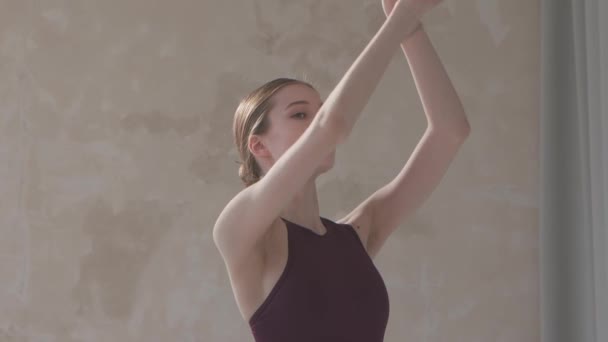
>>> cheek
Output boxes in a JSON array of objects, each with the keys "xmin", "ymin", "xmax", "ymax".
[
  {"xmin": 274, "ymin": 129, "xmax": 306, "ymax": 155},
  {"xmin": 287, "ymin": 132, "xmax": 303, "ymax": 146},
  {"xmin": 275, "ymin": 137, "xmax": 297, "ymax": 157}
]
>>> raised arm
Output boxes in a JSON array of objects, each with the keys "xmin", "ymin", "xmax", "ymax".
[{"xmin": 213, "ymin": 1, "xmax": 424, "ymax": 270}]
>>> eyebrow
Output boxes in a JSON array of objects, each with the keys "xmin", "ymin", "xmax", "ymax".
[{"xmin": 285, "ymin": 100, "xmax": 324, "ymax": 110}]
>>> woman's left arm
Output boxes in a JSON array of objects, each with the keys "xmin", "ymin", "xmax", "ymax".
[
  {"xmin": 402, "ymin": 24, "xmax": 470, "ymax": 133},
  {"xmin": 339, "ymin": 21, "xmax": 472, "ymax": 259}
]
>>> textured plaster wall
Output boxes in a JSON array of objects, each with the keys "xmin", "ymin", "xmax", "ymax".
[{"xmin": 0, "ymin": 0, "xmax": 539, "ymax": 341}]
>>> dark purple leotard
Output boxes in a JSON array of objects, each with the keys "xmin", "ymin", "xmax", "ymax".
[{"xmin": 248, "ymin": 216, "xmax": 390, "ymax": 342}]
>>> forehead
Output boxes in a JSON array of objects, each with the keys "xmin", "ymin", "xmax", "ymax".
[{"xmin": 270, "ymin": 83, "xmax": 320, "ymax": 109}]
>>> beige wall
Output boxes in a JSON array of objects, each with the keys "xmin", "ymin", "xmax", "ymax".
[{"xmin": 0, "ymin": 0, "xmax": 539, "ymax": 341}]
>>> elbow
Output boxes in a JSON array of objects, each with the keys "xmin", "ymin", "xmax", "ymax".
[
  {"xmin": 459, "ymin": 121, "xmax": 471, "ymax": 138},
  {"xmin": 429, "ymin": 120, "xmax": 471, "ymax": 142},
  {"xmin": 450, "ymin": 123, "xmax": 471, "ymax": 142}
]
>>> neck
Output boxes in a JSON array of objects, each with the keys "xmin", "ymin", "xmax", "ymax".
[{"xmin": 280, "ymin": 178, "xmax": 323, "ymax": 229}]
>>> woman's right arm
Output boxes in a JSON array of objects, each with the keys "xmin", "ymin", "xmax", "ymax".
[{"xmin": 213, "ymin": 2, "xmax": 422, "ymax": 269}]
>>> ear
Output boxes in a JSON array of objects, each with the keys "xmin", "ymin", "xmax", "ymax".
[{"xmin": 248, "ymin": 135, "xmax": 271, "ymax": 158}]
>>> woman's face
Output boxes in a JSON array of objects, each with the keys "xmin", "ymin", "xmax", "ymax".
[{"xmin": 250, "ymin": 83, "xmax": 336, "ymax": 176}]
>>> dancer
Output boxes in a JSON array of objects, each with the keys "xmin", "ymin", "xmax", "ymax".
[{"xmin": 214, "ymin": 0, "xmax": 469, "ymax": 341}]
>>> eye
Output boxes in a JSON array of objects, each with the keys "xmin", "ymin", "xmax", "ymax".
[{"xmin": 292, "ymin": 112, "xmax": 306, "ymax": 119}]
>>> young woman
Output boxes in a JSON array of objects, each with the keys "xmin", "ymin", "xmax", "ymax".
[{"xmin": 213, "ymin": 0, "xmax": 469, "ymax": 341}]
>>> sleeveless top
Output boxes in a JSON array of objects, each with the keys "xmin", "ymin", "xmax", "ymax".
[{"xmin": 248, "ymin": 216, "xmax": 390, "ymax": 342}]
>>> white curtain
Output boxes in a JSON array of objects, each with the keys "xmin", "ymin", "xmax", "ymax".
[{"xmin": 540, "ymin": 0, "xmax": 608, "ymax": 341}]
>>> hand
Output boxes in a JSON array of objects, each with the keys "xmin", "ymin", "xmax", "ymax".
[{"xmin": 383, "ymin": 0, "xmax": 444, "ymax": 18}]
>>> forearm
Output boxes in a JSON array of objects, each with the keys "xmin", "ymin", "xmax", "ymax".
[
  {"xmin": 315, "ymin": 9, "xmax": 422, "ymax": 142},
  {"xmin": 400, "ymin": 27, "xmax": 469, "ymax": 134}
]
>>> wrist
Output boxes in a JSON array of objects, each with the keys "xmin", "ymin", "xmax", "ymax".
[
  {"xmin": 403, "ymin": 21, "xmax": 423, "ymax": 41},
  {"xmin": 385, "ymin": 9, "xmax": 422, "ymax": 42}
]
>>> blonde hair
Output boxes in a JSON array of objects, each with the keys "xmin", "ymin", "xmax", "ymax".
[{"xmin": 233, "ymin": 78, "xmax": 315, "ymax": 187}]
